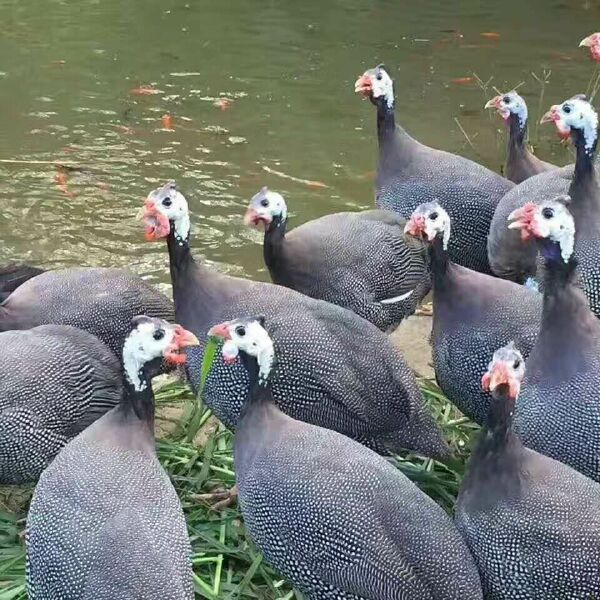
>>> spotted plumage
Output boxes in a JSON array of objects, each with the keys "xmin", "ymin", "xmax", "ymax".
[
  {"xmin": 26, "ymin": 316, "xmax": 196, "ymax": 600},
  {"xmin": 0, "ymin": 263, "xmax": 44, "ymax": 302},
  {"xmin": 245, "ymin": 188, "xmax": 430, "ymax": 331},
  {"xmin": 142, "ymin": 182, "xmax": 449, "ymax": 458},
  {"xmin": 457, "ymin": 343, "xmax": 600, "ymax": 598},
  {"xmin": 485, "ymin": 90, "xmax": 556, "ymax": 184},
  {"xmin": 509, "ymin": 198, "xmax": 600, "ymax": 481},
  {"xmin": 0, "ymin": 324, "xmax": 122, "ymax": 484},
  {"xmin": 489, "ymin": 96, "xmax": 600, "ymax": 301},
  {"xmin": 211, "ymin": 317, "xmax": 484, "ymax": 600},
  {"xmin": 0, "ymin": 267, "xmax": 174, "ymax": 360},
  {"xmin": 404, "ymin": 202, "xmax": 541, "ymax": 424},
  {"xmin": 355, "ymin": 64, "xmax": 513, "ymax": 274}
]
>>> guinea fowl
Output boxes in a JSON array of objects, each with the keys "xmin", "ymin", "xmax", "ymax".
[
  {"xmin": 456, "ymin": 343, "xmax": 600, "ymax": 599},
  {"xmin": 487, "ymin": 95, "xmax": 598, "ymax": 286},
  {"xmin": 0, "ymin": 266, "xmax": 174, "ymax": 360},
  {"xmin": 509, "ymin": 197, "xmax": 600, "ymax": 481},
  {"xmin": 404, "ymin": 201, "xmax": 541, "ymax": 425},
  {"xmin": 26, "ymin": 316, "xmax": 198, "ymax": 600},
  {"xmin": 141, "ymin": 181, "xmax": 449, "ymax": 459},
  {"xmin": 0, "ymin": 325, "xmax": 121, "ymax": 484},
  {"xmin": 244, "ymin": 186, "xmax": 430, "ymax": 331},
  {"xmin": 355, "ymin": 64, "xmax": 513, "ymax": 274},
  {"xmin": 208, "ymin": 316, "xmax": 484, "ymax": 600},
  {"xmin": 0, "ymin": 264, "xmax": 44, "ymax": 302},
  {"xmin": 485, "ymin": 90, "xmax": 555, "ymax": 184}
]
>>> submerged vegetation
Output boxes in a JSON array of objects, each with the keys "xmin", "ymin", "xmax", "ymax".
[{"xmin": 0, "ymin": 376, "xmax": 477, "ymax": 600}]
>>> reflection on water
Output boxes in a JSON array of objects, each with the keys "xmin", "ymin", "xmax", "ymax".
[{"xmin": 0, "ymin": 0, "xmax": 598, "ymax": 297}]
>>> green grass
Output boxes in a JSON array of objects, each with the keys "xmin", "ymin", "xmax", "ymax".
[{"xmin": 0, "ymin": 378, "xmax": 478, "ymax": 600}]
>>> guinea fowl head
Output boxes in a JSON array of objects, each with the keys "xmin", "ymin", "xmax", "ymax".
[
  {"xmin": 208, "ymin": 316, "xmax": 274, "ymax": 386},
  {"xmin": 404, "ymin": 202, "xmax": 451, "ymax": 249},
  {"xmin": 354, "ymin": 64, "xmax": 394, "ymax": 108},
  {"xmin": 141, "ymin": 181, "xmax": 190, "ymax": 242},
  {"xmin": 540, "ymin": 95, "xmax": 598, "ymax": 153},
  {"xmin": 123, "ymin": 316, "xmax": 199, "ymax": 391},
  {"xmin": 481, "ymin": 342, "xmax": 524, "ymax": 402},
  {"xmin": 244, "ymin": 187, "xmax": 288, "ymax": 231},
  {"xmin": 580, "ymin": 32, "xmax": 600, "ymax": 61},
  {"xmin": 485, "ymin": 91, "xmax": 527, "ymax": 130},
  {"xmin": 508, "ymin": 196, "xmax": 575, "ymax": 263}
]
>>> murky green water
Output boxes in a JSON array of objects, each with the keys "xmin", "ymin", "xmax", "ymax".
[{"xmin": 1, "ymin": 0, "xmax": 599, "ymax": 297}]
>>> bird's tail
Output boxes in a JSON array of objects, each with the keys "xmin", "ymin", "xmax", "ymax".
[{"xmin": 0, "ymin": 264, "xmax": 44, "ymax": 302}]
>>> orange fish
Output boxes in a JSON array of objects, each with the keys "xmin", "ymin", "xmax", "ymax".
[
  {"xmin": 305, "ymin": 180, "xmax": 328, "ymax": 189},
  {"xmin": 161, "ymin": 114, "xmax": 174, "ymax": 130},
  {"xmin": 451, "ymin": 77, "xmax": 474, "ymax": 85},
  {"xmin": 54, "ymin": 170, "xmax": 75, "ymax": 197},
  {"xmin": 480, "ymin": 32, "xmax": 501, "ymax": 39},
  {"xmin": 214, "ymin": 98, "xmax": 233, "ymax": 111},
  {"xmin": 129, "ymin": 85, "xmax": 163, "ymax": 96}
]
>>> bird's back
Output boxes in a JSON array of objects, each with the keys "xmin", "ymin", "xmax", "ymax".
[
  {"xmin": 26, "ymin": 413, "xmax": 193, "ymax": 600},
  {"xmin": 236, "ymin": 408, "xmax": 482, "ymax": 600},
  {"xmin": 1, "ymin": 268, "xmax": 174, "ymax": 357}
]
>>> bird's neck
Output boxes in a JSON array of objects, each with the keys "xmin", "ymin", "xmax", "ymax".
[
  {"xmin": 263, "ymin": 215, "xmax": 288, "ymax": 273},
  {"xmin": 507, "ymin": 113, "xmax": 527, "ymax": 151},
  {"xmin": 540, "ymin": 244, "xmax": 586, "ymax": 328},
  {"xmin": 239, "ymin": 352, "xmax": 274, "ymax": 419},
  {"xmin": 376, "ymin": 97, "xmax": 397, "ymax": 143},
  {"xmin": 570, "ymin": 127, "xmax": 600, "ymax": 220},
  {"xmin": 120, "ymin": 361, "xmax": 159, "ymax": 432},
  {"xmin": 429, "ymin": 234, "xmax": 450, "ymax": 289},
  {"xmin": 166, "ymin": 222, "xmax": 195, "ymax": 285},
  {"xmin": 467, "ymin": 385, "xmax": 523, "ymax": 486}
]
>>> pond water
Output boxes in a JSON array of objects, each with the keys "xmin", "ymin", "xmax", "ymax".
[{"xmin": 0, "ymin": 0, "xmax": 598, "ymax": 301}]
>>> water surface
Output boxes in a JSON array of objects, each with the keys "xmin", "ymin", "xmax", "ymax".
[{"xmin": 1, "ymin": 0, "xmax": 598, "ymax": 298}]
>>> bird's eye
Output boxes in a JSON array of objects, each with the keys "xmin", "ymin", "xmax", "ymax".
[
  {"xmin": 542, "ymin": 207, "xmax": 554, "ymax": 219},
  {"xmin": 503, "ymin": 96, "xmax": 510, "ymax": 104},
  {"xmin": 162, "ymin": 197, "xmax": 172, "ymax": 207},
  {"xmin": 513, "ymin": 359, "xmax": 521, "ymax": 369},
  {"xmin": 376, "ymin": 72, "xmax": 383, "ymax": 81},
  {"xmin": 260, "ymin": 198, "xmax": 269, "ymax": 207},
  {"xmin": 563, "ymin": 105, "xmax": 572, "ymax": 114},
  {"xmin": 235, "ymin": 326, "xmax": 246, "ymax": 337},
  {"xmin": 153, "ymin": 329, "xmax": 165, "ymax": 341},
  {"xmin": 429, "ymin": 211, "xmax": 438, "ymax": 220}
]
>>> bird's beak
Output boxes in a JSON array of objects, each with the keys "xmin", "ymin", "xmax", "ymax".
[
  {"xmin": 208, "ymin": 322, "xmax": 232, "ymax": 340},
  {"xmin": 484, "ymin": 96, "xmax": 501, "ymax": 110},
  {"xmin": 580, "ymin": 35, "xmax": 593, "ymax": 48},
  {"xmin": 164, "ymin": 325, "xmax": 200, "ymax": 366},
  {"xmin": 508, "ymin": 202, "xmax": 538, "ymax": 240},
  {"xmin": 354, "ymin": 73, "xmax": 372, "ymax": 96},
  {"xmin": 404, "ymin": 215, "xmax": 426, "ymax": 238},
  {"xmin": 540, "ymin": 105, "xmax": 559, "ymax": 124}
]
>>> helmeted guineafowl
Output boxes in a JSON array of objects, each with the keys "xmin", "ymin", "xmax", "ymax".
[
  {"xmin": 403, "ymin": 201, "xmax": 541, "ymax": 425},
  {"xmin": 0, "ymin": 267, "xmax": 174, "ymax": 360},
  {"xmin": 141, "ymin": 181, "xmax": 449, "ymax": 459},
  {"xmin": 509, "ymin": 196, "xmax": 600, "ymax": 481},
  {"xmin": 26, "ymin": 316, "xmax": 199, "ymax": 600},
  {"xmin": 456, "ymin": 342, "xmax": 600, "ymax": 598},
  {"xmin": 485, "ymin": 90, "xmax": 556, "ymax": 184},
  {"xmin": 208, "ymin": 315, "xmax": 484, "ymax": 600},
  {"xmin": 354, "ymin": 64, "xmax": 513, "ymax": 274},
  {"xmin": 0, "ymin": 263, "xmax": 44, "ymax": 302},
  {"xmin": 488, "ymin": 95, "xmax": 600, "ymax": 291},
  {"xmin": 244, "ymin": 187, "xmax": 430, "ymax": 331},
  {"xmin": 0, "ymin": 324, "xmax": 121, "ymax": 484}
]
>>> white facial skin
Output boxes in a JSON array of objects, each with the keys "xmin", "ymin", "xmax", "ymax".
[
  {"xmin": 251, "ymin": 188, "xmax": 288, "ymax": 222},
  {"xmin": 554, "ymin": 97, "xmax": 598, "ymax": 153},
  {"xmin": 123, "ymin": 320, "xmax": 177, "ymax": 391},
  {"xmin": 499, "ymin": 91, "xmax": 528, "ymax": 130},
  {"xmin": 224, "ymin": 319, "xmax": 274, "ymax": 384},
  {"xmin": 369, "ymin": 67, "xmax": 394, "ymax": 108},
  {"xmin": 150, "ymin": 183, "xmax": 190, "ymax": 241},
  {"xmin": 406, "ymin": 202, "xmax": 451, "ymax": 250}
]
